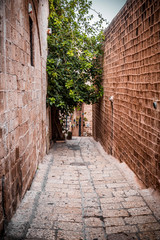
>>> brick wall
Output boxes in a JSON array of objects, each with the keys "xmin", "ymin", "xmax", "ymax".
[
  {"xmin": 0, "ymin": 0, "xmax": 49, "ymax": 233},
  {"xmin": 93, "ymin": 0, "xmax": 160, "ymax": 190}
]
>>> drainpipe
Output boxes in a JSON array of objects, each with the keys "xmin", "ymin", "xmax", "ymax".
[
  {"xmin": 109, "ymin": 96, "xmax": 114, "ymax": 155},
  {"xmin": 2, "ymin": 175, "xmax": 7, "ymax": 235}
]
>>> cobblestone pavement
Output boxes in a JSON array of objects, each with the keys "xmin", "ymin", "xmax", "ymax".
[{"xmin": 4, "ymin": 137, "xmax": 160, "ymax": 240}]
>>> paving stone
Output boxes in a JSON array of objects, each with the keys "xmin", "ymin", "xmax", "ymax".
[
  {"xmin": 26, "ymin": 228, "xmax": 55, "ymax": 239},
  {"xmin": 85, "ymin": 227, "xmax": 106, "ymax": 240},
  {"xmin": 106, "ymin": 182, "xmax": 129, "ymax": 189},
  {"xmin": 138, "ymin": 231, "xmax": 160, "ymax": 240},
  {"xmin": 57, "ymin": 230, "xmax": 84, "ymax": 240},
  {"xmin": 101, "ymin": 203, "xmax": 123, "ymax": 210},
  {"xmin": 54, "ymin": 207, "xmax": 82, "ymax": 215},
  {"xmin": 57, "ymin": 221, "xmax": 83, "ymax": 231},
  {"xmin": 138, "ymin": 222, "xmax": 160, "ymax": 232},
  {"xmin": 24, "ymin": 239, "xmax": 45, "ymax": 240},
  {"xmin": 112, "ymin": 190, "xmax": 126, "ymax": 198},
  {"xmin": 83, "ymin": 207, "xmax": 102, "ymax": 218},
  {"xmin": 103, "ymin": 209, "xmax": 129, "ymax": 218},
  {"xmin": 128, "ymin": 207, "xmax": 152, "ymax": 216},
  {"xmin": 58, "ymin": 214, "xmax": 83, "ymax": 223},
  {"xmin": 122, "ymin": 201, "xmax": 146, "ymax": 208},
  {"xmin": 3, "ymin": 137, "xmax": 160, "ymax": 240},
  {"xmin": 124, "ymin": 215, "xmax": 157, "ymax": 225},
  {"xmin": 124, "ymin": 189, "xmax": 141, "ymax": 196},
  {"xmin": 106, "ymin": 225, "xmax": 138, "ymax": 234},
  {"xmin": 96, "ymin": 189, "xmax": 113, "ymax": 198},
  {"xmin": 30, "ymin": 219, "xmax": 55, "ymax": 229},
  {"xmin": 82, "ymin": 192, "xmax": 98, "ymax": 199},
  {"xmin": 84, "ymin": 217, "xmax": 103, "ymax": 227},
  {"xmin": 107, "ymin": 233, "xmax": 139, "ymax": 240},
  {"xmin": 4, "ymin": 224, "xmax": 28, "ymax": 239},
  {"xmin": 104, "ymin": 217, "xmax": 125, "ymax": 227},
  {"xmin": 100, "ymin": 197, "xmax": 125, "ymax": 204},
  {"xmin": 124, "ymin": 196, "xmax": 144, "ymax": 202},
  {"xmin": 35, "ymin": 212, "xmax": 58, "ymax": 222},
  {"xmin": 83, "ymin": 199, "xmax": 100, "ymax": 208},
  {"xmin": 95, "ymin": 184, "xmax": 107, "ymax": 190},
  {"xmin": 78, "ymin": 186, "xmax": 95, "ymax": 194}
]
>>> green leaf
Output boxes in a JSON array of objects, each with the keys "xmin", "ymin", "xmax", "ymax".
[{"xmin": 47, "ymin": 0, "xmax": 105, "ymax": 114}]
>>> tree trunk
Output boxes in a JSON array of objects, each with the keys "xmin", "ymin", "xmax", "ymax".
[{"xmin": 51, "ymin": 106, "xmax": 65, "ymax": 141}]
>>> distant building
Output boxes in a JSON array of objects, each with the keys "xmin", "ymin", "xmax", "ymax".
[{"xmin": 69, "ymin": 104, "xmax": 92, "ymax": 137}]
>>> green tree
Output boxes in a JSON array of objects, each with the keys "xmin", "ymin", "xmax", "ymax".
[{"xmin": 47, "ymin": 0, "xmax": 106, "ymax": 114}]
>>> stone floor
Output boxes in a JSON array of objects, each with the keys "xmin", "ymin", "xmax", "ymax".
[{"xmin": 4, "ymin": 137, "xmax": 160, "ymax": 240}]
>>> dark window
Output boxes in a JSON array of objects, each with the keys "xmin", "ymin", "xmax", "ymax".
[{"xmin": 29, "ymin": 16, "xmax": 34, "ymax": 66}]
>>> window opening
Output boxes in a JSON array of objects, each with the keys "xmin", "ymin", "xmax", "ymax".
[{"xmin": 29, "ymin": 16, "xmax": 34, "ymax": 66}]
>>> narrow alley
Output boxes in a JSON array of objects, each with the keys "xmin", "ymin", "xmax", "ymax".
[{"xmin": 4, "ymin": 137, "xmax": 160, "ymax": 240}]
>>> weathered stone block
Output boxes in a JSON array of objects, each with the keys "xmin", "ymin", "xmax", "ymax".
[
  {"xmin": 0, "ymin": 0, "xmax": 49, "ymax": 234},
  {"xmin": 93, "ymin": 0, "xmax": 160, "ymax": 190}
]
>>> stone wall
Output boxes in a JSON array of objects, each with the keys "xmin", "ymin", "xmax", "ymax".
[
  {"xmin": 70, "ymin": 104, "xmax": 92, "ymax": 137},
  {"xmin": 0, "ymin": 0, "xmax": 49, "ymax": 233},
  {"xmin": 71, "ymin": 105, "xmax": 84, "ymax": 137},
  {"xmin": 93, "ymin": 0, "xmax": 160, "ymax": 190},
  {"xmin": 83, "ymin": 104, "xmax": 92, "ymax": 136}
]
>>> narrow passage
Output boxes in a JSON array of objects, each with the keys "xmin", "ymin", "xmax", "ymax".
[{"xmin": 4, "ymin": 137, "xmax": 160, "ymax": 240}]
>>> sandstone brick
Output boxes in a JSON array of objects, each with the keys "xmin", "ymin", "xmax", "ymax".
[
  {"xmin": 103, "ymin": 209, "xmax": 129, "ymax": 218},
  {"xmin": 108, "ymin": 233, "xmax": 139, "ymax": 240},
  {"xmin": 138, "ymin": 231, "xmax": 160, "ymax": 240},
  {"xmin": 105, "ymin": 217, "xmax": 125, "ymax": 227},
  {"xmin": 128, "ymin": 206, "xmax": 152, "ymax": 216},
  {"xmin": 19, "ymin": 121, "xmax": 29, "ymax": 137},
  {"xmin": 125, "ymin": 215, "xmax": 157, "ymax": 225},
  {"xmin": 0, "ymin": 0, "xmax": 49, "ymax": 234},
  {"xmin": 138, "ymin": 222, "xmax": 160, "ymax": 232},
  {"xmin": 0, "ymin": 141, "xmax": 7, "ymax": 160},
  {"xmin": 93, "ymin": 0, "xmax": 160, "ymax": 190},
  {"xmin": 106, "ymin": 225, "xmax": 138, "ymax": 235}
]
